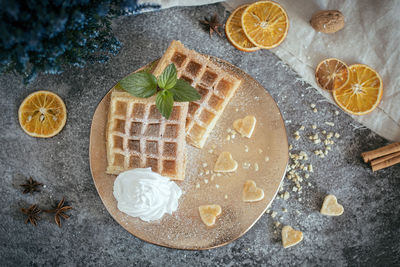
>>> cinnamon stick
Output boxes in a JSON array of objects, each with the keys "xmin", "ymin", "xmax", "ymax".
[
  {"xmin": 361, "ymin": 142, "xmax": 400, "ymax": 163},
  {"xmin": 371, "ymin": 154, "xmax": 400, "ymax": 172},
  {"xmin": 370, "ymin": 151, "xmax": 400, "ymax": 166}
]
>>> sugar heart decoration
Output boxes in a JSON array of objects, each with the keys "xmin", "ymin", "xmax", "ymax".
[
  {"xmin": 198, "ymin": 204, "xmax": 222, "ymax": 227},
  {"xmin": 243, "ymin": 180, "xmax": 264, "ymax": 202},
  {"xmin": 320, "ymin": 194, "xmax": 344, "ymax": 216},
  {"xmin": 233, "ymin": 115, "xmax": 256, "ymax": 138},
  {"xmin": 214, "ymin": 152, "xmax": 238, "ymax": 172},
  {"xmin": 281, "ymin": 225, "xmax": 303, "ymax": 248}
]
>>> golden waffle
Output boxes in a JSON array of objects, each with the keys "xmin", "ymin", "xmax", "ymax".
[
  {"xmin": 106, "ymin": 90, "xmax": 188, "ymax": 180},
  {"xmin": 153, "ymin": 40, "xmax": 242, "ymax": 148}
]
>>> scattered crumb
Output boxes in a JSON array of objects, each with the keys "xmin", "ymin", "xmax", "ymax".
[
  {"xmin": 274, "ymin": 221, "xmax": 281, "ymax": 227},
  {"xmin": 204, "ymin": 179, "xmax": 208, "ymax": 184},
  {"xmin": 310, "ymin": 103, "xmax": 316, "ymax": 108},
  {"xmin": 325, "ymin": 122, "xmax": 335, "ymax": 126},
  {"xmin": 224, "ymin": 194, "xmax": 228, "ymax": 199},
  {"xmin": 202, "ymin": 163, "xmax": 208, "ymax": 168},
  {"xmin": 205, "ymin": 170, "xmax": 210, "ymax": 175},
  {"xmin": 258, "ymin": 148, "xmax": 263, "ymax": 154},
  {"xmin": 283, "ymin": 191, "xmax": 290, "ymax": 200},
  {"xmin": 334, "ymin": 133, "xmax": 340, "ymax": 138},
  {"xmin": 288, "ymin": 144, "xmax": 293, "ymax": 150},
  {"xmin": 244, "ymin": 145, "xmax": 249, "ymax": 152},
  {"xmin": 254, "ymin": 163, "xmax": 259, "ymax": 171},
  {"xmin": 265, "ymin": 156, "xmax": 270, "ymax": 162},
  {"xmin": 215, "ymin": 184, "xmax": 219, "ymax": 189},
  {"xmin": 271, "ymin": 211, "xmax": 277, "ymax": 218},
  {"xmin": 312, "ymin": 124, "xmax": 317, "ymax": 129},
  {"xmin": 283, "ymin": 208, "xmax": 287, "ymax": 212},
  {"xmin": 308, "ymin": 164, "xmax": 313, "ymax": 172},
  {"xmin": 196, "ymin": 183, "xmax": 200, "ymax": 188},
  {"xmin": 243, "ymin": 162, "xmax": 251, "ymax": 169},
  {"xmin": 335, "ymin": 110, "xmax": 339, "ymax": 115},
  {"xmin": 313, "ymin": 108, "xmax": 318, "ymax": 113},
  {"xmin": 299, "ymin": 125, "xmax": 305, "ymax": 131}
]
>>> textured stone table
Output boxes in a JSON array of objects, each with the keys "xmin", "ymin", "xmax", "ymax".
[{"xmin": 1, "ymin": 4, "xmax": 399, "ymax": 266}]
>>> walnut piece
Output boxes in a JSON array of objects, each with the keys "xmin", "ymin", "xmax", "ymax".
[{"xmin": 311, "ymin": 10, "xmax": 345, "ymax": 34}]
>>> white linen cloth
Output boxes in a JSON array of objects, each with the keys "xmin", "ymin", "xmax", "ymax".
[{"xmin": 140, "ymin": 0, "xmax": 400, "ymax": 141}]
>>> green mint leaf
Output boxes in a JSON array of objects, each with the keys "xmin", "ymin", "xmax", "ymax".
[
  {"xmin": 157, "ymin": 64, "xmax": 177, "ymax": 90},
  {"xmin": 120, "ymin": 72, "xmax": 157, "ymax": 98},
  {"xmin": 156, "ymin": 90, "xmax": 174, "ymax": 119},
  {"xmin": 169, "ymin": 79, "xmax": 201, "ymax": 102}
]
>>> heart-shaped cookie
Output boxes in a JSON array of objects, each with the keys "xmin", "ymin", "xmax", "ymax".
[
  {"xmin": 281, "ymin": 225, "xmax": 303, "ymax": 248},
  {"xmin": 233, "ymin": 115, "xmax": 256, "ymax": 138},
  {"xmin": 198, "ymin": 204, "xmax": 222, "ymax": 227},
  {"xmin": 320, "ymin": 194, "xmax": 344, "ymax": 216},
  {"xmin": 214, "ymin": 152, "xmax": 238, "ymax": 172},
  {"xmin": 243, "ymin": 180, "xmax": 264, "ymax": 202}
]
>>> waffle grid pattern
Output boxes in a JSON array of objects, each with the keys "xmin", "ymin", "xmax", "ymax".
[
  {"xmin": 106, "ymin": 92, "xmax": 187, "ymax": 180},
  {"xmin": 153, "ymin": 41, "xmax": 241, "ymax": 148}
]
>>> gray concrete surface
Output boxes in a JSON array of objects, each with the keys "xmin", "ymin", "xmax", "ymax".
[{"xmin": 0, "ymin": 3, "xmax": 399, "ymax": 266}]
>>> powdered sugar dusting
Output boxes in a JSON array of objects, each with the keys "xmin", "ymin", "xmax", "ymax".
[{"xmin": 90, "ymin": 57, "xmax": 288, "ymax": 249}]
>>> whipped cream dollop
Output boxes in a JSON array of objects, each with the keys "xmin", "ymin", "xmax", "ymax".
[{"xmin": 113, "ymin": 168, "xmax": 182, "ymax": 222}]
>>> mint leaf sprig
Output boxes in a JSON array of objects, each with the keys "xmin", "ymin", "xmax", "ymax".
[{"xmin": 119, "ymin": 64, "xmax": 201, "ymax": 119}]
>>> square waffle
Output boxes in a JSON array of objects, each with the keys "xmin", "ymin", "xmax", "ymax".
[
  {"xmin": 152, "ymin": 40, "xmax": 242, "ymax": 148},
  {"xmin": 106, "ymin": 90, "xmax": 188, "ymax": 180}
]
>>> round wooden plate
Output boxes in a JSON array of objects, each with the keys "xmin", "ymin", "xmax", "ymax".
[{"xmin": 89, "ymin": 56, "xmax": 288, "ymax": 250}]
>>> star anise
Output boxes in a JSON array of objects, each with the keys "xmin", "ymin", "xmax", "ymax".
[
  {"xmin": 44, "ymin": 198, "xmax": 72, "ymax": 227},
  {"xmin": 21, "ymin": 204, "xmax": 41, "ymax": 226},
  {"xmin": 20, "ymin": 177, "xmax": 43, "ymax": 194},
  {"xmin": 200, "ymin": 14, "xmax": 222, "ymax": 37}
]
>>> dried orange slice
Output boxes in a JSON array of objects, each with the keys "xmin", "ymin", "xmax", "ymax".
[
  {"xmin": 225, "ymin": 5, "xmax": 260, "ymax": 52},
  {"xmin": 333, "ymin": 64, "xmax": 383, "ymax": 115},
  {"xmin": 241, "ymin": 1, "xmax": 289, "ymax": 49},
  {"xmin": 315, "ymin": 58, "xmax": 349, "ymax": 92},
  {"xmin": 18, "ymin": 91, "xmax": 67, "ymax": 138}
]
